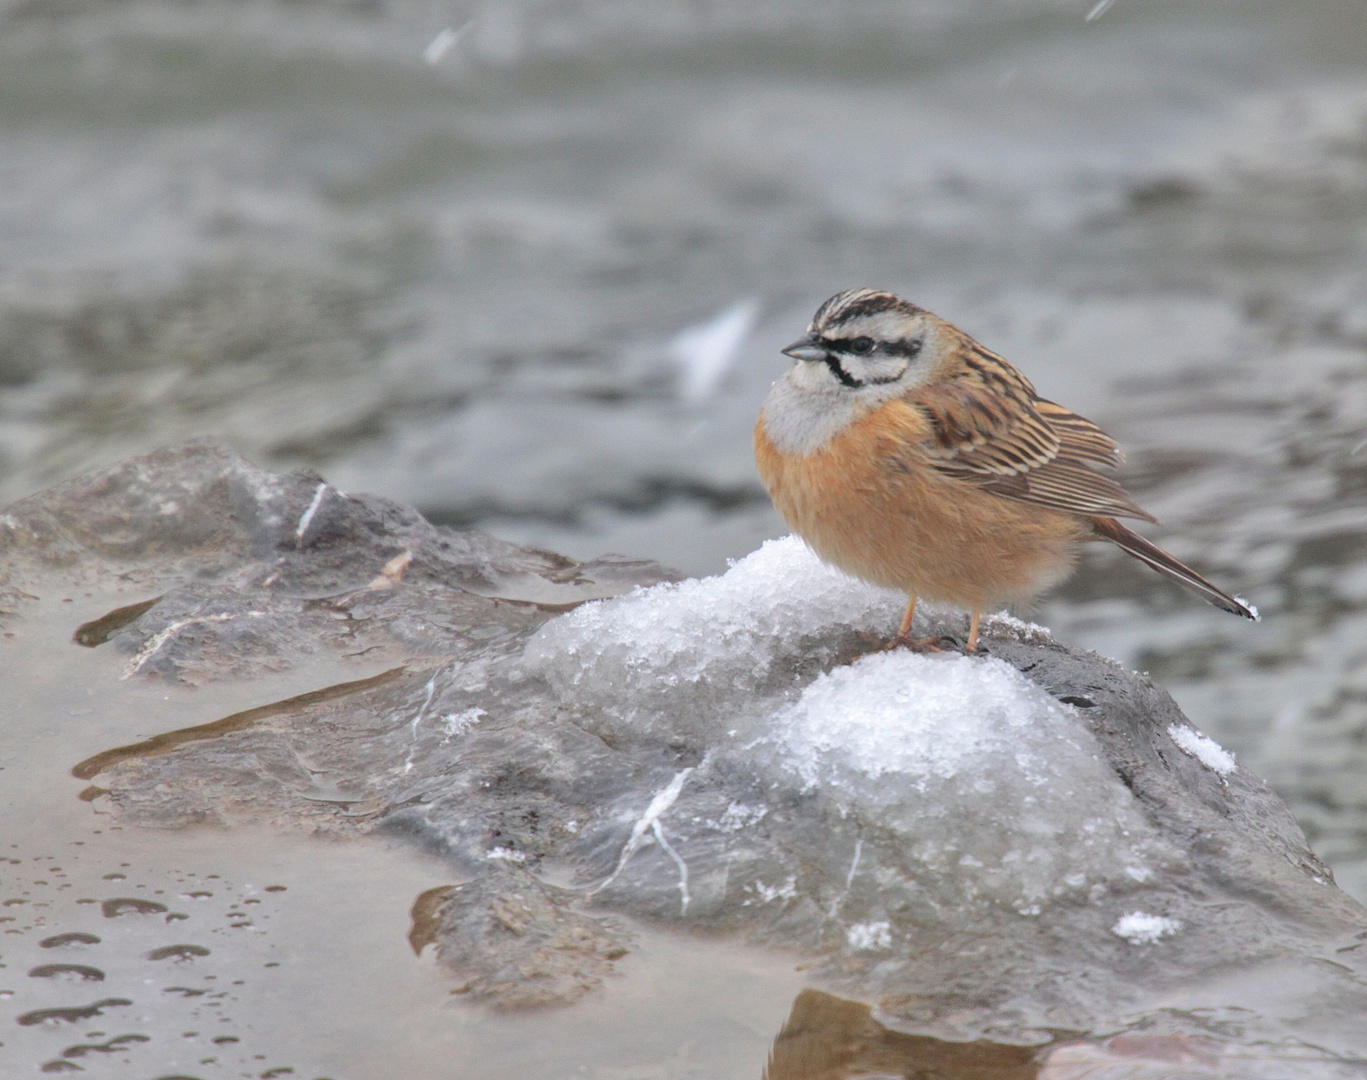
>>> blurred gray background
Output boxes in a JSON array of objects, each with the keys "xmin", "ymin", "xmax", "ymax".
[{"xmin": 2, "ymin": 0, "xmax": 1367, "ymax": 893}]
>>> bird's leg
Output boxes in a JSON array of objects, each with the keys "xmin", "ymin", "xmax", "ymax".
[
  {"xmin": 884, "ymin": 595, "xmax": 948, "ymax": 653},
  {"xmin": 896, "ymin": 595, "xmax": 917, "ymax": 642},
  {"xmin": 965, "ymin": 610, "xmax": 981, "ymax": 654}
]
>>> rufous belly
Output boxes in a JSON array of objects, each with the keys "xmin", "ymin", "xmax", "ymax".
[{"xmin": 755, "ymin": 413, "xmax": 1087, "ymax": 611}]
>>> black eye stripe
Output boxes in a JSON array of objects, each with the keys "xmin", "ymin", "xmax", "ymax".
[{"xmin": 820, "ymin": 336, "xmax": 923, "ymax": 358}]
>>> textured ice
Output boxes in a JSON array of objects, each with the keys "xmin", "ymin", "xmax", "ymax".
[
  {"xmin": 768, "ymin": 648, "xmax": 1176, "ymax": 909},
  {"xmin": 778, "ymin": 650, "xmax": 1068, "ymax": 788},
  {"xmin": 525, "ymin": 536, "xmax": 904, "ymax": 734},
  {"xmin": 527, "ymin": 536, "xmax": 1179, "ymax": 913},
  {"xmin": 1111, "ymin": 912, "xmax": 1182, "ymax": 945},
  {"xmin": 1167, "ymin": 724, "xmax": 1237, "ymax": 777},
  {"xmin": 527, "ymin": 536, "xmax": 1048, "ymax": 714}
]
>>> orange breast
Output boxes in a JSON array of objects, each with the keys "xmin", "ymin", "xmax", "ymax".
[{"xmin": 754, "ymin": 403, "xmax": 1087, "ymax": 610}]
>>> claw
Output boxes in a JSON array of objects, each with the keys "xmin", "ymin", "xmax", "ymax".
[{"xmin": 884, "ymin": 634, "xmax": 951, "ymax": 654}]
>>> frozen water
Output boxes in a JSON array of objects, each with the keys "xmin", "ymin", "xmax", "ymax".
[
  {"xmin": 527, "ymin": 536, "xmax": 1180, "ymax": 915},
  {"xmin": 846, "ymin": 922, "xmax": 892, "ymax": 951},
  {"xmin": 1168, "ymin": 724, "xmax": 1237, "ymax": 777},
  {"xmin": 525, "ymin": 536, "xmax": 904, "ymax": 736},
  {"xmin": 528, "ymin": 534, "xmax": 1053, "ymax": 726},
  {"xmin": 777, "ymin": 650, "xmax": 1069, "ymax": 789},
  {"xmin": 1111, "ymin": 912, "xmax": 1182, "ymax": 945},
  {"xmin": 768, "ymin": 649, "xmax": 1175, "ymax": 910}
]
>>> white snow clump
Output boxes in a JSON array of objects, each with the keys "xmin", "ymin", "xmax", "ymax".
[
  {"xmin": 1166, "ymin": 724, "xmax": 1237, "ymax": 777},
  {"xmin": 1111, "ymin": 911, "xmax": 1182, "ymax": 945},
  {"xmin": 778, "ymin": 649, "xmax": 1065, "ymax": 789},
  {"xmin": 525, "ymin": 535, "xmax": 1181, "ymax": 912},
  {"xmin": 846, "ymin": 921, "xmax": 893, "ymax": 951},
  {"xmin": 525, "ymin": 536, "xmax": 904, "ymax": 729}
]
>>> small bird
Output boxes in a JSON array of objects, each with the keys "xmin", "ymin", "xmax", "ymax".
[{"xmin": 754, "ymin": 289, "xmax": 1257, "ymax": 653}]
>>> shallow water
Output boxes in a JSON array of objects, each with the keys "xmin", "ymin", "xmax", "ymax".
[
  {"xmin": 4, "ymin": 0, "xmax": 1367, "ymax": 1072},
  {"xmin": 2, "ymin": 573, "xmax": 821, "ymax": 1078}
]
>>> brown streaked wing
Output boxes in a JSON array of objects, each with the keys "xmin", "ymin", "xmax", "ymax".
[
  {"xmin": 1033, "ymin": 399, "xmax": 1124, "ymax": 469},
  {"xmin": 982, "ymin": 460, "xmax": 1157, "ymax": 522},
  {"xmin": 909, "ymin": 379, "xmax": 1061, "ymax": 478},
  {"xmin": 904, "ymin": 370, "xmax": 1155, "ymax": 522}
]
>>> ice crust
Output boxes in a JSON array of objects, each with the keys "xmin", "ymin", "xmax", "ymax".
[
  {"xmin": 778, "ymin": 650, "xmax": 1070, "ymax": 789},
  {"xmin": 527, "ymin": 537, "xmax": 1178, "ymax": 914}
]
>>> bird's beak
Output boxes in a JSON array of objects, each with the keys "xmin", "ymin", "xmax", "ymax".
[{"xmin": 781, "ymin": 336, "xmax": 826, "ymax": 362}]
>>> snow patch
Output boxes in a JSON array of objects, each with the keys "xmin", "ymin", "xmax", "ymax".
[
  {"xmin": 777, "ymin": 650, "xmax": 1064, "ymax": 789},
  {"xmin": 526, "ymin": 535, "xmax": 1180, "ymax": 916},
  {"xmin": 1167, "ymin": 724, "xmax": 1236, "ymax": 776},
  {"xmin": 441, "ymin": 706, "xmax": 486, "ymax": 739},
  {"xmin": 847, "ymin": 921, "xmax": 893, "ymax": 951},
  {"xmin": 525, "ymin": 536, "xmax": 904, "ymax": 735},
  {"xmin": 1112, "ymin": 911, "xmax": 1181, "ymax": 945},
  {"xmin": 486, "ymin": 846, "xmax": 526, "ymax": 864},
  {"xmin": 751, "ymin": 877, "xmax": 797, "ymax": 904}
]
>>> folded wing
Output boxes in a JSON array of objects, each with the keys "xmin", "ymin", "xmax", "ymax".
[{"xmin": 906, "ymin": 346, "xmax": 1155, "ymax": 522}]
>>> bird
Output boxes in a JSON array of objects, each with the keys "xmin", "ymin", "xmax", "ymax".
[{"xmin": 753, "ymin": 288, "xmax": 1257, "ymax": 654}]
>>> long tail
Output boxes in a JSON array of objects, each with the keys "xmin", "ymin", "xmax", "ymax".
[{"xmin": 1090, "ymin": 516, "xmax": 1259, "ymax": 621}]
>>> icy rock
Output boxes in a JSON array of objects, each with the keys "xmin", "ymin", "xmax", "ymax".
[
  {"xmin": 421, "ymin": 868, "xmax": 632, "ymax": 1008},
  {"xmin": 1, "ymin": 441, "xmax": 677, "ymax": 685},
  {"xmin": 5, "ymin": 445, "xmax": 1367, "ymax": 1044}
]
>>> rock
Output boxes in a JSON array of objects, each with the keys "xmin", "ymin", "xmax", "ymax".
[
  {"xmin": 4, "ymin": 443, "xmax": 1367, "ymax": 1055},
  {"xmin": 424, "ymin": 869, "xmax": 633, "ymax": 1009}
]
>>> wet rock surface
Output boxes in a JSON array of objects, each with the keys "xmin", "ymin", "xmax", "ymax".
[{"xmin": 4, "ymin": 445, "xmax": 1367, "ymax": 1059}]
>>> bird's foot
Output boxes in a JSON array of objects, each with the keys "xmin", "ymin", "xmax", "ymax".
[{"xmin": 884, "ymin": 634, "xmax": 953, "ymax": 654}]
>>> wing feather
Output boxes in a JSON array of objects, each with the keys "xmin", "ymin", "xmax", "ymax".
[
  {"xmin": 981, "ymin": 461, "xmax": 1156, "ymax": 522},
  {"xmin": 1034, "ymin": 399, "xmax": 1124, "ymax": 469},
  {"xmin": 905, "ymin": 344, "xmax": 1152, "ymax": 522}
]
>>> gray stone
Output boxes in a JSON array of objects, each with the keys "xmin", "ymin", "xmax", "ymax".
[{"xmin": 4, "ymin": 444, "xmax": 1367, "ymax": 1055}]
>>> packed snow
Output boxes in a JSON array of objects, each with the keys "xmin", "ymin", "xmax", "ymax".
[
  {"xmin": 1167, "ymin": 724, "xmax": 1237, "ymax": 777},
  {"xmin": 777, "ymin": 649, "xmax": 1067, "ymax": 789},
  {"xmin": 525, "ymin": 537, "xmax": 1181, "ymax": 916},
  {"xmin": 526, "ymin": 535, "xmax": 1047, "ymax": 733},
  {"xmin": 1111, "ymin": 911, "xmax": 1182, "ymax": 944},
  {"xmin": 524, "ymin": 535, "xmax": 906, "ymax": 737}
]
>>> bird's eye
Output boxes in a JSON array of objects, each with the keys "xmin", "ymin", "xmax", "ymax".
[{"xmin": 849, "ymin": 336, "xmax": 874, "ymax": 355}]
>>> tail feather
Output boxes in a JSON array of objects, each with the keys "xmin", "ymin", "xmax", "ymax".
[{"xmin": 1091, "ymin": 516, "xmax": 1259, "ymax": 621}]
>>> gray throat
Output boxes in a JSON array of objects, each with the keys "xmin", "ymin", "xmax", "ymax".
[{"xmin": 760, "ymin": 367, "xmax": 887, "ymax": 456}]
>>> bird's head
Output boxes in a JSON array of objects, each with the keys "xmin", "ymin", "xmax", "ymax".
[{"xmin": 781, "ymin": 288, "xmax": 938, "ymax": 393}]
